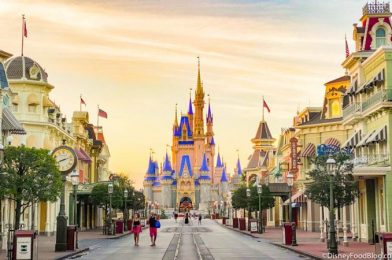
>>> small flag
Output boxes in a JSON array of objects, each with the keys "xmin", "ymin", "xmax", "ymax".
[
  {"xmin": 263, "ymin": 99, "xmax": 271, "ymax": 113},
  {"xmin": 345, "ymin": 34, "xmax": 350, "ymax": 58},
  {"xmin": 98, "ymin": 108, "xmax": 108, "ymax": 119},
  {"xmin": 23, "ymin": 16, "xmax": 27, "ymax": 38},
  {"xmin": 80, "ymin": 96, "xmax": 86, "ymax": 106}
]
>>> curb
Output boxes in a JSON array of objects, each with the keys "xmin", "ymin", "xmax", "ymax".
[
  {"xmin": 55, "ymin": 248, "xmax": 90, "ymax": 260},
  {"xmin": 214, "ymin": 220, "xmax": 321, "ymax": 260}
]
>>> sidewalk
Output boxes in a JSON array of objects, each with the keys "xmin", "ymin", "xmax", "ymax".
[
  {"xmin": 215, "ymin": 220, "xmax": 377, "ymax": 260},
  {"xmin": 0, "ymin": 228, "xmax": 133, "ymax": 260}
]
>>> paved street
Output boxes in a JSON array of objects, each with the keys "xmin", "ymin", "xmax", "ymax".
[{"xmin": 72, "ymin": 219, "xmax": 307, "ymax": 260}]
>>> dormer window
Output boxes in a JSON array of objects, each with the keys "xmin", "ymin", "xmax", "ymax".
[{"xmin": 376, "ymin": 27, "xmax": 386, "ymax": 48}]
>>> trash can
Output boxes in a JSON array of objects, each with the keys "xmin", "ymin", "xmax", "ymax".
[
  {"xmin": 116, "ymin": 220, "xmax": 124, "ymax": 234},
  {"xmin": 233, "ymin": 218, "xmax": 239, "ymax": 228},
  {"xmin": 13, "ymin": 230, "xmax": 35, "ymax": 260},
  {"xmin": 375, "ymin": 232, "xmax": 392, "ymax": 259},
  {"xmin": 239, "ymin": 218, "xmax": 246, "ymax": 230},
  {"xmin": 282, "ymin": 222, "xmax": 293, "ymax": 245},
  {"xmin": 128, "ymin": 219, "xmax": 133, "ymax": 231},
  {"xmin": 66, "ymin": 225, "xmax": 77, "ymax": 250}
]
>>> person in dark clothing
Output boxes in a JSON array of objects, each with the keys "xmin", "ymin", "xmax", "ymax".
[
  {"xmin": 149, "ymin": 212, "xmax": 158, "ymax": 246},
  {"xmin": 185, "ymin": 212, "xmax": 189, "ymax": 224},
  {"xmin": 198, "ymin": 214, "xmax": 202, "ymax": 225}
]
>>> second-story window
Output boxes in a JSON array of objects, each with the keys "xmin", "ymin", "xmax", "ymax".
[{"xmin": 376, "ymin": 27, "xmax": 386, "ymax": 48}]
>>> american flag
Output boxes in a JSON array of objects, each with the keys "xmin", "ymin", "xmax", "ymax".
[
  {"xmin": 345, "ymin": 34, "xmax": 350, "ymax": 58},
  {"xmin": 23, "ymin": 15, "xmax": 27, "ymax": 38},
  {"xmin": 98, "ymin": 108, "xmax": 108, "ymax": 119}
]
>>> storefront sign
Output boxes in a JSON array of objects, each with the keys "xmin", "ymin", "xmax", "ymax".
[
  {"xmin": 250, "ymin": 221, "xmax": 258, "ymax": 233},
  {"xmin": 290, "ymin": 137, "xmax": 298, "ymax": 172}
]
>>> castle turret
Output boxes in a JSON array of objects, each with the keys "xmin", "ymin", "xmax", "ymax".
[
  {"xmin": 198, "ymin": 153, "xmax": 211, "ymax": 212},
  {"xmin": 161, "ymin": 152, "xmax": 174, "ymax": 208},
  {"xmin": 213, "ymin": 151, "xmax": 224, "ymax": 184},
  {"xmin": 172, "ymin": 104, "xmax": 179, "ymax": 168},
  {"xmin": 220, "ymin": 166, "xmax": 229, "ymax": 195},
  {"xmin": 143, "ymin": 156, "xmax": 156, "ymax": 202},
  {"xmin": 193, "ymin": 58, "xmax": 205, "ymax": 171},
  {"xmin": 188, "ymin": 91, "xmax": 194, "ymax": 130}
]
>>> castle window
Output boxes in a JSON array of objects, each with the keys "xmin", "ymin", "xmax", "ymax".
[{"xmin": 376, "ymin": 27, "xmax": 386, "ymax": 48}]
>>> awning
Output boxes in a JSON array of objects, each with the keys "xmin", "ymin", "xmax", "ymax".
[
  {"xmin": 76, "ymin": 148, "xmax": 92, "ymax": 163},
  {"xmin": 356, "ymin": 130, "xmax": 374, "ymax": 147},
  {"xmin": 342, "ymin": 130, "xmax": 362, "ymax": 148},
  {"xmin": 2, "ymin": 107, "xmax": 25, "ymax": 135},
  {"xmin": 325, "ymin": 137, "xmax": 340, "ymax": 148},
  {"xmin": 301, "ymin": 143, "xmax": 316, "ymax": 157},
  {"xmin": 356, "ymin": 70, "xmax": 385, "ymax": 94},
  {"xmin": 27, "ymin": 94, "xmax": 39, "ymax": 105},
  {"xmin": 283, "ymin": 189, "xmax": 306, "ymax": 205},
  {"xmin": 11, "ymin": 95, "xmax": 18, "ymax": 105},
  {"xmin": 43, "ymin": 96, "xmax": 54, "ymax": 107},
  {"xmin": 366, "ymin": 126, "xmax": 387, "ymax": 144}
]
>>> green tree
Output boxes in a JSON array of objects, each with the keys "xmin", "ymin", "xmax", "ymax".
[
  {"xmin": 231, "ymin": 185, "xmax": 248, "ymax": 217},
  {"xmin": 0, "ymin": 146, "xmax": 62, "ymax": 230},
  {"xmin": 305, "ymin": 152, "xmax": 358, "ymax": 210},
  {"xmin": 249, "ymin": 184, "xmax": 275, "ymax": 212}
]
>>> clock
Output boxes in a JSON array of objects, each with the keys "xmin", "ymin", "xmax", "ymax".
[{"xmin": 52, "ymin": 146, "xmax": 77, "ymax": 174}]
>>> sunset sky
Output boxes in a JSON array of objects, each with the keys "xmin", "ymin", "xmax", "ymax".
[{"xmin": 0, "ymin": 0, "xmax": 367, "ymax": 187}]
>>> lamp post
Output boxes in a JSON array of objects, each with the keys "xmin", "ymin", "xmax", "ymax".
[
  {"xmin": 287, "ymin": 172, "xmax": 298, "ymax": 246},
  {"xmin": 108, "ymin": 182, "xmax": 113, "ymax": 235},
  {"xmin": 55, "ymin": 173, "xmax": 68, "ymax": 251},
  {"xmin": 257, "ymin": 184, "xmax": 263, "ymax": 234},
  {"xmin": 326, "ymin": 155, "xmax": 338, "ymax": 255},
  {"xmin": 124, "ymin": 189, "xmax": 128, "ymax": 232},
  {"xmin": 246, "ymin": 187, "xmax": 251, "ymax": 231},
  {"xmin": 70, "ymin": 170, "xmax": 79, "ymax": 249}
]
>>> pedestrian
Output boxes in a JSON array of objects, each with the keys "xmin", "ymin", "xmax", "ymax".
[
  {"xmin": 198, "ymin": 214, "xmax": 202, "ymax": 225},
  {"xmin": 149, "ymin": 212, "xmax": 158, "ymax": 246},
  {"xmin": 174, "ymin": 212, "xmax": 178, "ymax": 223},
  {"xmin": 185, "ymin": 212, "xmax": 189, "ymax": 224},
  {"xmin": 132, "ymin": 213, "xmax": 142, "ymax": 246}
]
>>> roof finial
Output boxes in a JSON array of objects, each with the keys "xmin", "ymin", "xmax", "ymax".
[
  {"xmin": 174, "ymin": 103, "xmax": 178, "ymax": 126},
  {"xmin": 188, "ymin": 89, "xmax": 193, "ymax": 115},
  {"xmin": 196, "ymin": 56, "xmax": 202, "ymax": 92},
  {"xmin": 236, "ymin": 149, "xmax": 239, "ymax": 159}
]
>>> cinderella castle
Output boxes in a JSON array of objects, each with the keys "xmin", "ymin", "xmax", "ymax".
[{"xmin": 143, "ymin": 60, "xmax": 242, "ymax": 213}]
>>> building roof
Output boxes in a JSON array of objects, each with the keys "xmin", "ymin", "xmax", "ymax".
[
  {"xmin": 2, "ymin": 107, "xmax": 25, "ymax": 134},
  {"xmin": 206, "ymin": 102, "xmax": 213, "ymax": 123},
  {"xmin": 174, "ymin": 115, "xmax": 192, "ymax": 137},
  {"xmin": 198, "ymin": 175, "xmax": 211, "ymax": 180},
  {"xmin": 246, "ymin": 150, "xmax": 266, "ymax": 169},
  {"xmin": 199, "ymin": 153, "xmax": 209, "ymax": 172},
  {"xmin": 76, "ymin": 148, "xmax": 91, "ymax": 163},
  {"xmin": 210, "ymin": 136, "xmax": 215, "ymax": 145},
  {"xmin": 188, "ymin": 98, "xmax": 193, "ymax": 115},
  {"xmin": 179, "ymin": 154, "xmax": 193, "ymax": 177},
  {"xmin": 216, "ymin": 152, "xmax": 223, "ymax": 168},
  {"xmin": 297, "ymin": 112, "xmax": 342, "ymax": 126},
  {"xmin": 5, "ymin": 56, "xmax": 48, "ymax": 83},
  {"xmin": 0, "ymin": 63, "xmax": 9, "ymax": 89},
  {"xmin": 254, "ymin": 121, "xmax": 273, "ymax": 140},
  {"xmin": 146, "ymin": 157, "xmax": 156, "ymax": 175},
  {"xmin": 325, "ymin": 75, "xmax": 350, "ymax": 85},
  {"xmin": 163, "ymin": 153, "xmax": 173, "ymax": 172},
  {"xmin": 220, "ymin": 167, "xmax": 228, "ymax": 182},
  {"xmin": 236, "ymin": 158, "xmax": 242, "ymax": 176}
]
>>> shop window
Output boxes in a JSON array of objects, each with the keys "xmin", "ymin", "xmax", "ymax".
[
  {"xmin": 330, "ymin": 99, "xmax": 341, "ymax": 118},
  {"xmin": 376, "ymin": 27, "xmax": 386, "ymax": 48}
]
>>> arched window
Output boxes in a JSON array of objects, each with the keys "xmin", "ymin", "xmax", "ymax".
[{"xmin": 376, "ymin": 27, "xmax": 386, "ymax": 48}]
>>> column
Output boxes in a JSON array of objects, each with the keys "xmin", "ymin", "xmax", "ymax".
[
  {"xmin": 319, "ymin": 206, "xmax": 324, "ymax": 242},
  {"xmin": 343, "ymin": 205, "xmax": 348, "ymax": 246}
]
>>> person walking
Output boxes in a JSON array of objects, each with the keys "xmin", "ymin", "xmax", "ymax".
[
  {"xmin": 149, "ymin": 212, "xmax": 158, "ymax": 246},
  {"xmin": 132, "ymin": 213, "xmax": 142, "ymax": 246},
  {"xmin": 198, "ymin": 214, "xmax": 202, "ymax": 225},
  {"xmin": 185, "ymin": 212, "xmax": 189, "ymax": 225},
  {"xmin": 174, "ymin": 212, "xmax": 178, "ymax": 223}
]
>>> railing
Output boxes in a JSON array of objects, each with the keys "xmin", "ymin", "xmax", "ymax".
[
  {"xmin": 350, "ymin": 154, "xmax": 390, "ymax": 167},
  {"xmin": 343, "ymin": 89, "xmax": 392, "ymax": 120},
  {"xmin": 363, "ymin": 2, "xmax": 390, "ymax": 15}
]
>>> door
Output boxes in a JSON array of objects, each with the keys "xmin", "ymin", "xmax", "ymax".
[{"xmin": 39, "ymin": 202, "xmax": 47, "ymax": 233}]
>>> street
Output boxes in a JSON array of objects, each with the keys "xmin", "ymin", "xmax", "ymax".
[{"xmin": 72, "ymin": 219, "xmax": 308, "ymax": 260}]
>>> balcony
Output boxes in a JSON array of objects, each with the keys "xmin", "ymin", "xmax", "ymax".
[
  {"xmin": 363, "ymin": 2, "xmax": 390, "ymax": 16},
  {"xmin": 343, "ymin": 89, "xmax": 392, "ymax": 124},
  {"xmin": 351, "ymin": 154, "xmax": 390, "ymax": 167}
]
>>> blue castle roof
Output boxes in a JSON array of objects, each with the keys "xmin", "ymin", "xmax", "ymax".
[
  {"xmin": 179, "ymin": 154, "xmax": 193, "ymax": 177},
  {"xmin": 152, "ymin": 180, "xmax": 161, "ymax": 187},
  {"xmin": 161, "ymin": 175, "xmax": 173, "ymax": 181},
  {"xmin": 188, "ymin": 98, "xmax": 193, "ymax": 115},
  {"xmin": 206, "ymin": 103, "xmax": 213, "ymax": 123},
  {"xmin": 220, "ymin": 167, "xmax": 228, "ymax": 182},
  {"xmin": 210, "ymin": 136, "xmax": 215, "ymax": 145},
  {"xmin": 146, "ymin": 157, "xmax": 156, "ymax": 175},
  {"xmin": 172, "ymin": 180, "xmax": 177, "ymax": 186},
  {"xmin": 199, "ymin": 154, "xmax": 209, "ymax": 172},
  {"xmin": 216, "ymin": 153, "xmax": 223, "ymax": 168},
  {"xmin": 236, "ymin": 158, "xmax": 242, "ymax": 176},
  {"xmin": 163, "ymin": 153, "xmax": 173, "ymax": 172},
  {"xmin": 174, "ymin": 116, "xmax": 193, "ymax": 138},
  {"xmin": 195, "ymin": 180, "xmax": 200, "ymax": 186},
  {"xmin": 198, "ymin": 175, "xmax": 211, "ymax": 180},
  {"xmin": 144, "ymin": 176, "xmax": 156, "ymax": 182}
]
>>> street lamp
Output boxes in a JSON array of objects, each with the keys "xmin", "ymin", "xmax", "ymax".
[
  {"xmin": 246, "ymin": 187, "xmax": 251, "ymax": 231},
  {"xmin": 70, "ymin": 170, "xmax": 79, "ymax": 249},
  {"xmin": 287, "ymin": 172, "xmax": 298, "ymax": 246},
  {"xmin": 326, "ymin": 155, "xmax": 338, "ymax": 255},
  {"xmin": 124, "ymin": 189, "xmax": 128, "ymax": 231},
  {"xmin": 257, "ymin": 184, "xmax": 263, "ymax": 234},
  {"xmin": 108, "ymin": 182, "xmax": 114, "ymax": 235}
]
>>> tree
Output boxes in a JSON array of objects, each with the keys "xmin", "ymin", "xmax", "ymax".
[
  {"xmin": 231, "ymin": 185, "xmax": 248, "ymax": 217},
  {"xmin": 305, "ymin": 151, "xmax": 358, "ymax": 210},
  {"xmin": 0, "ymin": 146, "xmax": 62, "ymax": 230},
  {"xmin": 249, "ymin": 184, "xmax": 275, "ymax": 212}
]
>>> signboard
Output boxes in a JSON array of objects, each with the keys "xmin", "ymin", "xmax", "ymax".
[
  {"xmin": 386, "ymin": 241, "xmax": 392, "ymax": 258},
  {"xmin": 250, "ymin": 220, "xmax": 258, "ymax": 233},
  {"xmin": 290, "ymin": 137, "xmax": 298, "ymax": 172},
  {"xmin": 16, "ymin": 237, "xmax": 32, "ymax": 260}
]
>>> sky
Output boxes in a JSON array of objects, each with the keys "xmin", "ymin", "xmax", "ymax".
[{"xmin": 0, "ymin": 0, "xmax": 369, "ymax": 188}]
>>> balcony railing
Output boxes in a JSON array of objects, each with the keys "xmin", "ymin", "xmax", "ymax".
[
  {"xmin": 363, "ymin": 2, "xmax": 390, "ymax": 16},
  {"xmin": 343, "ymin": 89, "xmax": 392, "ymax": 120},
  {"xmin": 350, "ymin": 154, "xmax": 390, "ymax": 167}
]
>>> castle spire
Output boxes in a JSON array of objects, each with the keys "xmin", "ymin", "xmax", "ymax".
[
  {"xmin": 197, "ymin": 56, "xmax": 202, "ymax": 93},
  {"xmin": 193, "ymin": 57, "xmax": 205, "ymax": 138},
  {"xmin": 174, "ymin": 103, "xmax": 178, "ymax": 126},
  {"xmin": 188, "ymin": 89, "xmax": 193, "ymax": 115}
]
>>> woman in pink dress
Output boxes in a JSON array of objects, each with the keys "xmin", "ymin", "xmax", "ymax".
[
  {"xmin": 132, "ymin": 213, "xmax": 142, "ymax": 246},
  {"xmin": 149, "ymin": 212, "xmax": 158, "ymax": 246}
]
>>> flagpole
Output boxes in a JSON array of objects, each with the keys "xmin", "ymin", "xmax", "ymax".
[
  {"xmin": 97, "ymin": 105, "xmax": 99, "ymax": 127},
  {"xmin": 21, "ymin": 14, "xmax": 25, "ymax": 56},
  {"xmin": 262, "ymin": 95, "xmax": 265, "ymax": 122},
  {"xmin": 80, "ymin": 95, "xmax": 82, "ymax": 111}
]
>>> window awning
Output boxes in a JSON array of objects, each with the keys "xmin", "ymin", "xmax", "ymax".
[
  {"xmin": 342, "ymin": 130, "xmax": 362, "ymax": 148},
  {"xmin": 324, "ymin": 137, "xmax": 340, "ymax": 148},
  {"xmin": 27, "ymin": 94, "xmax": 39, "ymax": 105},
  {"xmin": 76, "ymin": 148, "xmax": 92, "ymax": 163},
  {"xmin": 2, "ymin": 107, "xmax": 25, "ymax": 135},
  {"xmin": 366, "ymin": 126, "xmax": 387, "ymax": 144},
  {"xmin": 283, "ymin": 189, "xmax": 306, "ymax": 205},
  {"xmin": 356, "ymin": 70, "xmax": 385, "ymax": 94},
  {"xmin": 301, "ymin": 143, "xmax": 316, "ymax": 157},
  {"xmin": 357, "ymin": 130, "xmax": 375, "ymax": 147},
  {"xmin": 43, "ymin": 96, "xmax": 54, "ymax": 107}
]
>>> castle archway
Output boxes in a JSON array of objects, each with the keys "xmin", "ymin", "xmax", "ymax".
[{"xmin": 179, "ymin": 196, "xmax": 193, "ymax": 212}]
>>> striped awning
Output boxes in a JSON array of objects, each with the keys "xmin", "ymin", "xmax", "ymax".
[
  {"xmin": 366, "ymin": 126, "xmax": 387, "ymax": 144},
  {"xmin": 2, "ymin": 107, "xmax": 25, "ymax": 135},
  {"xmin": 283, "ymin": 189, "xmax": 306, "ymax": 205},
  {"xmin": 342, "ymin": 130, "xmax": 362, "ymax": 148},
  {"xmin": 356, "ymin": 70, "xmax": 385, "ymax": 94},
  {"xmin": 357, "ymin": 130, "xmax": 375, "ymax": 147},
  {"xmin": 301, "ymin": 143, "xmax": 316, "ymax": 157},
  {"xmin": 325, "ymin": 137, "xmax": 340, "ymax": 147}
]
